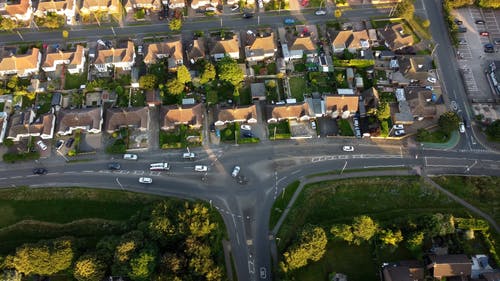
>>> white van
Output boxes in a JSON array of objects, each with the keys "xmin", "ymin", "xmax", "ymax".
[
  {"xmin": 123, "ymin": 153, "xmax": 138, "ymax": 160},
  {"xmin": 150, "ymin": 162, "xmax": 170, "ymax": 171}
]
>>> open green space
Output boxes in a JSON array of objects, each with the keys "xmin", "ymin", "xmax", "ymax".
[
  {"xmin": 276, "ymin": 176, "xmax": 489, "ymax": 281},
  {"xmin": 288, "ymin": 77, "xmax": 307, "ymax": 102},
  {"xmin": 268, "ymin": 120, "xmax": 291, "ymax": 140},
  {"xmin": 337, "ymin": 119, "xmax": 354, "ymax": 136},
  {"xmin": 269, "ymin": 181, "xmax": 300, "ymax": 229}
]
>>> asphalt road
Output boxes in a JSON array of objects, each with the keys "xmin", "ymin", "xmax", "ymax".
[{"xmin": 1, "ymin": 140, "xmax": 500, "ymax": 281}]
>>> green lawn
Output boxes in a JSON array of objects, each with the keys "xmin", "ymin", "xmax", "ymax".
[
  {"xmin": 268, "ymin": 120, "xmax": 291, "ymax": 139},
  {"xmin": 337, "ymin": 119, "xmax": 354, "ymax": 136},
  {"xmin": 64, "ymin": 72, "xmax": 87, "ymax": 89},
  {"xmin": 269, "ymin": 181, "xmax": 300, "ymax": 229},
  {"xmin": 289, "ymin": 77, "xmax": 307, "ymax": 102}
]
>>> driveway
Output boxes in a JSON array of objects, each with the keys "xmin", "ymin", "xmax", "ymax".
[
  {"xmin": 289, "ymin": 120, "xmax": 314, "ymax": 139},
  {"xmin": 316, "ymin": 117, "xmax": 337, "ymax": 137}
]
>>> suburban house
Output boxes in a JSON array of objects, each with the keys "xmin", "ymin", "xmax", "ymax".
[
  {"xmin": 392, "ymin": 88, "xmax": 413, "ymax": 125},
  {"xmin": 190, "ymin": 0, "xmax": 216, "ymax": 9},
  {"xmin": 398, "ymin": 56, "xmax": 434, "ymax": 82},
  {"xmin": 361, "ymin": 87, "xmax": 380, "ymax": 111},
  {"xmin": 42, "ymin": 45, "xmax": 85, "ymax": 74},
  {"xmin": 331, "ymin": 30, "xmax": 370, "ymax": 54},
  {"xmin": 266, "ymin": 103, "xmax": 312, "ymax": 123},
  {"xmin": 209, "ymin": 33, "xmax": 240, "ymax": 61},
  {"xmin": 124, "ymin": 0, "xmax": 161, "ymax": 12},
  {"xmin": 378, "ymin": 23, "xmax": 414, "ymax": 51},
  {"xmin": 56, "ymin": 107, "xmax": 103, "ymax": 135},
  {"xmin": 405, "ymin": 88, "xmax": 445, "ymax": 121},
  {"xmin": 160, "ymin": 104, "xmax": 203, "ymax": 131},
  {"xmin": 0, "ymin": 48, "xmax": 42, "ymax": 77},
  {"xmin": 186, "ymin": 37, "xmax": 206, "ymax": 63},
  {"xmin": 426, "ymin": 255, "xmax": 472, "ymax": 280},
  {"xmin": 244, "ymin": 29, "xmax": 277, "ymax": 62},
  {"xmin": 0, "ymin": 0, "xmax": 33, "ymax": 21},
  {"xmin": 34, "ymin": 0, "xmax": 76, "ymax": 23},
  {"xmin": 215, "ymin": 105, "xmax": 257, "ymax": 125},
  {"xmin": 79, "ymin": 0, "xmax": 121, "ymax": 16},
  {"xmin": 167, "ymin": 0, "xmax": 184, "ymax": 9},
  {"xmin": 382, "ymin": 261, "xmax": 424, "ymax": 281},
  {"xmin": 324, "ymin": 94, "xmax": 359, "ymax": 119},
  {"xmin": 279, "ymin": 25, "xmax": 318, "ymax": 61},
  {"xmin": 7, "ymin": 109, "xmax": 55, "ymax": 141},
  {"xmin": 143, "ymin": 40, "xmax": 183, "ymax": 70},
  {"xmin": 104, "ymin": 107, "xmax": 149, "ymax": 133},
  {"xmin": 93, "ymin": 41, "xmax": 135, "ymax": 72}
]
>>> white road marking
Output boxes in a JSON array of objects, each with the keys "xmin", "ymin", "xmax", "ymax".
[
  {"xmin": 83, "ymin": 170, "xmax": 93, "ymax": 173},
  {"xmin": 10, "ymin": 176, "xmax": 22, "ymax": 179},
  {"xmin": 363, "ymin": 165, "xmax": 406, "ymax": 169},
  {"xmin": 291, "ymin": 169, "xmax": 301, "ymax": 175}
]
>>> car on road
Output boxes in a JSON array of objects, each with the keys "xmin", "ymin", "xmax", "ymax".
[
  {"xmin": 458, "ymin": 39, "xmax": 467, "ymax": 45},
  {"xmin": 315, "ymin": 10, "xmax": 326, "ymax": 15},
  {"xmin": 393, "ymin": 124, "xmax": 404, "ymax": 130},
  {"xmin": 183, "ymin": 152, "xmax": 196, "ymax": 159},
  {"xmin": 260, "ymin": 267, "xmax": 267, "ymax": 279},
  {"xmin": 231, "ymin": 4, "xmax": 239, "ymax": 10},
  {"xmin": 284, "ymin": 18, "xmax": 295, "ymax": 25},
  {"xmin": 123, "ymin": 153, "xmax": 138, "ymax": 160},
  {"xmin": 242, "ymin": 13, "xmax": 253, "ymax": 18},
  {"xmin": 480, "ymin": 31, "xmax": 489, "ymax": 37},
  {"xmin": 342, "ymin": 145, "xmax": 354, "ymax": 152},
  {"xmin": 55, "ymin": 140, "xmax": 64, "ymax": 150},
  {"xmin": 475, "ymin": 19, "xmax": 485, "ymax": 24},
  {"xmin": 150, "ymin": 162, "xmax": 170, "ymax": 171},
  {"xmin": 395, "ymin": 130, "xmax": 406, "ymax": 136},
  {"xmin": 427, "ymin": 77, "xmax": 437, "ymax": 84},
  {"xmin": 459, "ymin": 122, "xmax": 465, "ymax": 133},
  {"xmin": 194, "ymin": 165, "xmax": 208, "ymax": 172},
  {"xmin": 241, "ymin": 124, "xmax": 252, "ymax": 131},
  {"xmin": 33, "ymin": 168, "xmax": 48, "ymax": 175},
  {"xmin": 36, "ymin": 140, "xmax": 48, "ymax": 151},
  {"xmin": 139, "ymin": 177, "xmax": 152, "ymax": 184},
  {"xmin": 231, "ymin": 166, "xmax": 241, "ymax": 177},
  {"xmin": 108, "ymin": 162, "xmax": 121, "ymax": 170},
  {"xmin": 66, "ymin": 137, "xmax": 75, "ymax": 148}
]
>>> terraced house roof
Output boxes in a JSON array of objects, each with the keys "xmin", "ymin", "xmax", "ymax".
[
  {"xmin": 94, "ymin": 41, "xmax": 134, "ymax": 65},
  {"xmin": 267, "ymin": 103, "xmax": 311, "ymax": 120},
  {"xmin": 57, "ymin": 107, "xmax": 102, "ymax": 133},
  {"xmin": 160, "ymin": 104, "xmax": 203, "ymax": 129},
  {"xmin": 105, "ymin": 107, "xmax": 149, "ymax": 132},
  {"xmin": 217, "ymin": 105, "xmax": 257, "ymax": 123},
  {"xmin": 0, "ymin": 48, "xmax": 40, "ymax": 73},
  {"xmin": 36, "ymin": 0, "xmax": 73, "ymax": 13},
  {"xmin": 210, "ymin": 34, "xmax": 240, "ymax": 55},
  {"xmin": 144, "ymin": 40, "xmax": 183, "ymax": 64},
  {"xmin": 4, "ymin": 0, "xmax": 30, "ymax": 16},
  {"xmin": 43, "ymin": 45, "xmax": 84, "ymax": 68}
]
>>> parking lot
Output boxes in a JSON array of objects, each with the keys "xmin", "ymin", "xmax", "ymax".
[{"xmin": 454, "ymin": 7, "xmax": 500, "ymax": 101}]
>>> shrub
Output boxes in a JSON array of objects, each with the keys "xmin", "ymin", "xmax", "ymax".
[
  {"xmin": 238, "ymin": 137, "xmax": 260, "ymax": 144},
  {"xmin": 2, "ymin": 151, "xmax": 40, "ymax": 163}
]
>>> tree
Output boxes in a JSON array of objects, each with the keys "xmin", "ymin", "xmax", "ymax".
[
  {"xmin": 200, "ymin": 62, "xmax": 216, "ymax": 85},
  {"xmin": 0, "ymin": 16, "xmax": 19, "ymax": 31},
  {"xmin": 486, "ymin": 120, "xmax": 500, "ymax": 142},
  {"xmin": 62, "ymin": 30, "xmax": 69, "ymax": 39},
  {"xmin": 129, "ymin": 250, "xmax": 157, "ymax": 281},
  {"xmin": 334, "ymin": 9, "xmax": 342, "ymax": 18},
  {"xmin": 351, "ymin": 215, "xmax": 379, "ymax": 245},
  {"xmin": 394, "ymin": 0, "xmax": 415, "ymax": 19},
  {"xmin": 422, "ymin": 19, "xmax": 431, "ymax": 28},
  {"xmin": 407, "ymin": 231, "xmax": 424, "ymax": 250},
  {"xmin": 376, "ymin": 102, "xmax": 391, "ymax": 121},
  {"xmin": 478, "ymin": 0, "xmax": 500, "ymax": 8},
  {"xmin": 438, "ymin": 111, "xmax": 460, "ymax": 134},
  {"xmin": 423, "ymin": 213, "xmax": 455, "ymax": 237},
  {"xmin": 139, "ymin": 74, "xmax": 158, "ymax": 89},
  {"xmin": 39, "ymin": 13, "xmax": 65, "ymax": 29},
  {"xmin": 217, "ymin": 56, "xmax": 244, "ymax": 88},
  {"xmin": 169, "ymin": 18, "xmax": 182, "ymax": 31},
  {"xmin": 3, "ymin": 138, "xmax": 14, "ymax": 147},
  {"xmin": 330, "ymin": 224, "xmax": 354, "ymax": 243},
  {"xmin": 1, "ymin": 270, "xmax": 22, "ymax": 281},
  {"xmin": 166, "ymin": 78, "xmax": 184, "ymax": 95},
  {"xmin": 280, "ymin": 226, "xmax": 327, "ymax": 272},
  {"xmin": 379, "ymin": 229, "xmax": 403, "ymax": 246},
  {"xmin": 176, "ymin": 65, "xmax": 191, "ymax": 84},
  {"xmin": 206, "ymin": 90, "xmax": 218, "ymax": 105},
  {"xmin": 178, "ymin": 203, "xmax": 217, "ymax": 237},
  {"xmin": 73, "ymin": 255, "xmax": 106, "ymax": 281}
]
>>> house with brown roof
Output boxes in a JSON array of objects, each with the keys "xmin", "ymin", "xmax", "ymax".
[
  {"xmin": 0, "ymin": 0, "xmax": 33, "ymax": 21},
  {"xmin": 7, "ymin": 109, "xmax": 55, "ymax": 141},
  {"xmin": 215, "ymin": 105, "xmax": 257, "ymax": 125},
  {"xmin": 324, "ymin": 94, "xmax": 359, "ymax": 118},
  {"xmin": 331, "ymin": 29, "xmax": 370, "ymax": 54},
  {"xmin": 186, "ymin": 37, "xmax": 206, "ymax": 63},
  {"xmin": 190, "ymin": 0, "xmax": 216, "ymax": 9},
  {"xmin": 160, "ymin": 104, "xmax": 203, "ymax": 131},
  {"xmin": 56, "ymin": 107, "xmax": 103, "ymax": 135},
  {"xmin": 167, "ymin": 0, "xmax": 184, "ymax": 9},
  {"xmin": 79, "ymin": 0, "xmax": 120, "ymax": 15},
  {"xmin": 378, "ymin": 23, "xmax": 414, "ymax": 51},
  {"xmin": 426, "ymin": 254, "xmax": 472, "ymax": 280},
  {"xmin": 266, "ymin": 103, "xmax": 312, "ymax": 123},
  {"xmin": 34, "ymin": 0, "xmax": 75, "ymax": 23},
  {"xmin": 209, "ymin": 33, "xmax": 240, "ymax": 61},
  {"xmin": 0, "ymin": 48, "xmax": 42, "ymax": 77},
  {"xmin": 104, "ymin": 107, "xmax": 149, "ymax": 133},
  {"xmin": 382, "ymin": 261, "xmax": 424, "ymax": 281},
  {"xmin": 144, "ymin": 39, "xmax": 183, "ymax": 70},
  {"xmin": 405, "ymin": 88, "xmax": 446, "ymax": 121},
  {"xmin": 94, "ymin": 41, "xmax": 135, "ymax": 72},
  {"xmin": 42, "ymin": 45, "xmax": 85, "ymax": 74},
  {"xmin": 244, "ymin": 29, "xmax": 277, "ymax": 62},
  {"xmin": 278, "ymin": 25, "xmax": 318, "ymax": 61},
  {"xmin": 124, "ymin": 0, "xmax": 160, "ymax": 12}
]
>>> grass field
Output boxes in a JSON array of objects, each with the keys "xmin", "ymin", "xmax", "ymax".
[
  {"xmin": 289, "ymin": 77, "xmax": 307, "ymax": 102},
  {"xmin": 269, "ymin": 181, "xmax": 300, "ymax": 229}
]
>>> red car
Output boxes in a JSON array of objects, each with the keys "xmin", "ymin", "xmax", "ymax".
[{"xmin": 480, "ymin": 31, "xmax": 490, "ymax": 36}]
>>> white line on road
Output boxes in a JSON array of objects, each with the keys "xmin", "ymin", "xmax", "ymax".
[
  {"xmin": 83, "ymin": 170, "xmax": 93, "ymax": 173},
  {"xmin": 0, "ymin": 177, "xmax": 6, "ymax": 180},
  {"xmin": 115, "ymin": 178, "xmax": 124, "ymax": 190},
  {"xmin": 10, "ymin": 176, "xmax": 22, "ymax": 179},
  {"xmin": 277, "ymin": 176, "xmax": 287, "ymax": 184},
  {"xmin": 426, "ymin": 164, "xmax": 469, "ymax": 168},
  {"xmin": 25, "ymin": 175, "xmax": 36, "ymax": 178},
  {"xmin": 363, "ymin": 165, "xmax": 406, "ymax": 169},
  {"xmin": 291, "ymin": 169, "xmax": 301, "ymax": 175}
]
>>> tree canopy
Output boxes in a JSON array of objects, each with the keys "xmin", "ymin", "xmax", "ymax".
[
  {"xmin": 176, "ymin": 65, "xmax": 192, "ymax": 85},
  {"xmin": 281, "ymin": 226, "xmax": 327, "ymax": 272},
  {"xmin": 166, "ymin": 78, "xmax": 185, "ymax": 95},
  {"xmin": 200, "ymin": 62, "xmax": 216, "ymax": 85},
  {"xmin": 394, "ymin": 0, "xmax": 415, "ymax": 19},
  {"xmin": 217, "ymin": 56, "xmax": 244, "ymax": 88},
  {"xmin": 376, "ymin": 102, "xmax": 391, "ymax": 121},
  {"xmin": 139, "ymin": 74, "xmax": 158, "ymax": 89},
  {"xmin": 169, "ymin": 18, "xmax": 182, "ymax": 31},
  {"xmin": 73, "ymin": 255, "xmax": 106, "ymax": 281},
  {"xmin": 331, "ymin": 215, "xmax": 379, "ymax": 245},
  {"xmin": 438, "ymin": 111, "xmax": 460, "ymax": 133},
  {"xmin": 486, "ymin": 120, "xmax": 500, "ymax": 142},
  {"xmin": 0, "ymin": 16, "xmax": 19, "ymax": 31}
]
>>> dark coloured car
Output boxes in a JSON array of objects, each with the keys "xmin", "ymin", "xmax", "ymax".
[
  {"xmin": 108, "ymin": 162, "xmax": 121, "ymax": 170},
  {"xmin": 242, "ymin": 132, "xmax": 254, "ymax": 138},
  {"xmin": 242, "ymin": 13, "xmax": 253, "ymax": 18},
  {"xmin": 210, "ymin": 123, "xmax": 215, "ymax": 132},
  {"xmin": 66, "ymin": 138, "xmax": 75, "ymax": 148},
  {"xmin": 55, "ymin": 140, "xmax": 64, "ymax": 150},
  {"xmin": 475, "ymin": 19, "xmax": 485, "ymax": 24},
  {"xmin": 454, "ymin": 19, "xmax": 463, "ymax": 25},
  {"xmin": 484, "ymin": 43, "xmax": 494, "ymax": 53},
  {"xmin": 33, "ymin": 168, "xmax": 48, "ymax": 175}
]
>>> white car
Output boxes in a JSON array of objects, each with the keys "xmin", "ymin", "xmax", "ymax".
[
  {"xmin": 139, "ymin": 177, "xmax": 152, "ymax": 184},
  {"xmin": 393, "ymin": 124, "xmax": 404, "ymax": 130},
  {"xmin": 311, "ymin": 121, "xmax": 317, "ymax": 130},
  {"xmin": 315, "ymin": 10, "xmax": 326, "ymax": 15},
  {"xmin": 183, "ymin": 152, "xmax": 196, "ymax": 159},
  {"xmin": 231, "ymin": 4, "xmax": 239, "ymax": 11},
  {"xmin": 342, "ymin": 146, "xmax": 354, "ymax": 152},
  {"xmin": 206, "ymin": 6, "xmax": 216, "ymax": 11},
  {"xmin": 425, "ymin": 86, "xmax": 434, "ymax": 90},
  {"xmin": 36, "ymin": 140, "xmax": 48, "ymax": 151},
  {"xmin": 137, "ymin": 45, "xmax": 143, "ymax": 55},
  {"xmin": 123, "ymin": 153, "xmax": 138, "ymax": 160},
  {"xmin": 231, "ymin": 166, "xmax": 241, "ymax": 177},
  {"xmin": 241, "ymin": 124, "xmax": 252, "ymax": 131},
  {"xmin": 427, "ymin": 77, "xmax": 437, "ymax": 83},
  {"xmin": 194, "ymin": 165, "xmax": 208, "ymax": 172},
  {"xmin": 395, "ymin": 130, "xmax": 406, "ymax": 136},
  {"xmin": 459, "ymin": 122, "xmax": 465, "ymax": 133}
]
